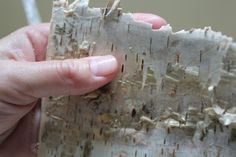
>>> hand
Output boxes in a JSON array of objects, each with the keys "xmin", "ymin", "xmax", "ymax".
[{"xmin": 0, "ymin": 14, "xmax": 167, "ymax": 156}]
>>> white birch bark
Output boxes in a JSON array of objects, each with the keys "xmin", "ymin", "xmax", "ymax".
[{"xmin": 38, "ymin": 0, "xmax": 236, "ymax": 157}]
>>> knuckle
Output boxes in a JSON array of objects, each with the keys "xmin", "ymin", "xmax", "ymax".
[
  {"xmin": 55, "ymin": 59, "xmax": 93, "ymax": 86},
  {"xmin": 56, "ymin": 60, "xmax": 76, "ymax": 84}
]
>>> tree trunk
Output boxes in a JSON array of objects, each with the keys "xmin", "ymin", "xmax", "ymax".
[{"xmin": 38, "ymin": 0, "xmax": 236, "ymax": 157}]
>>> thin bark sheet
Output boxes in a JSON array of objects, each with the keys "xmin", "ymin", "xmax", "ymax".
[{"xmin": 38, "ymin": 0, "xmax": 236, "ymax": 157}]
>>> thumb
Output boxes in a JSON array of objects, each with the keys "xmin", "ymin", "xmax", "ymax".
[{"xmin": 0, "ymin": 55, "xmax": 118, "ymax": 105}]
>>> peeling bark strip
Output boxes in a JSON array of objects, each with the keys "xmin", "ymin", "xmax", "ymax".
[{"xmin": 38, "ymin": 0, "xmax": 236, "ymax": 157}]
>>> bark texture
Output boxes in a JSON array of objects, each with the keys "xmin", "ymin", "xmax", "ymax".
[{"xmin": 38, "ymin": 0, "xmax": 236, "ymax": 157}]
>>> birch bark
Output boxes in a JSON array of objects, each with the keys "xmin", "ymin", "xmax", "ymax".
[{"xmin": 38, "ymin": 0, "xmax": 236, "ymax": 157}]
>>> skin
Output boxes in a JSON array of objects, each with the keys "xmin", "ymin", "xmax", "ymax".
[{"xmin": 0, "ymin": 13, "xmax": 167, "ymax": 156}]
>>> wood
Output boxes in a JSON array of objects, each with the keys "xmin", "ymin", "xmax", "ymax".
[{"xmin": 38, "ymin": 0, "xmax": 236, "ymax": 156}]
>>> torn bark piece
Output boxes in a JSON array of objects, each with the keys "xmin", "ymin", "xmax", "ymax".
[
  {"xmin": 103, "ymin": 0, "xmax": 121, "ymax": 18},
  {"xmin": 38, "ymin": 0, "xmax": 236, "ymax": 157}
]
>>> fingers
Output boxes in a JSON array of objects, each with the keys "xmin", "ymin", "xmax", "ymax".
[
  {"xmin": 0, "ymin": 100, "xmax": 35, "ymax": 135},
  {"xmin": 0, "ymin": 56, "xmax": 118, "ymax": 105},
  {"xmin": 133, "ymin": 13, "xmax": 167, "ymax": 29},
  {"xmin": 0, "ymin": 14, "xmax": 166, "ymax": 105},
  {"xmin": 0, "ymin": 23, "xmax": 49, "ymax": 61}
]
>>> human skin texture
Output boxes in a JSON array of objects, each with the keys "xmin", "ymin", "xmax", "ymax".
[{"xmin": 0, "ymin": 14, "xmax": 166, "ymax": 157}]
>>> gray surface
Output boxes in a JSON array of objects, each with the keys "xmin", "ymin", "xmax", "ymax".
[{"xmin": 0, "ymin": 0, "xmax": 235, "ymax": 40}]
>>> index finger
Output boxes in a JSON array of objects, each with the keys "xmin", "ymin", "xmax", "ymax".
[{"xmin": 133, "ymin": 13, "xmax": 168, "ymax": 29}]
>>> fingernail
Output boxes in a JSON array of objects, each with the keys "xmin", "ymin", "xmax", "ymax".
[{"xmin": 90, "ymin": 55, "xmax": 118, "ymax": 76}]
